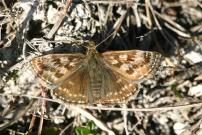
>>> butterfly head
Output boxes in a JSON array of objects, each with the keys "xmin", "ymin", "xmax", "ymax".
[{"xmin": 84, "ymin": 41, "xmax": 98, "ymax": 56}]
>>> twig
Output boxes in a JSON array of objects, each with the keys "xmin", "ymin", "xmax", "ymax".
[
  {"xmin": 45, "ymin": 0, "xmax": 72, "ymax": 39},
  {"xmin": 86, "ymin": 0, "xmax": 138, "ymax": 4},
  {"xmin": 71, "ymin": 106, "xmax": 115, "ymax": 135},
  {"xmin": 154, "ymin": 11, "xmax": 191, "ymax": 38},
  {"xmin": 28, "ymin": 115, "xmax": 36, "ymax": 134},
  {"xmin": 37, "ymin": 86, "xmax": 46, "ymax": 135},
  {"xmin": 59, "ymin": 121, "xmax": 74, "ymax": 135},
  {"xmin": 133, "ymin": 0, "xmax": 141, "ymax": 28},
  {"xmin": 146, "ymin": 0, "xmax": 162, "ymax": 30},
  {"xmin": 4, "ymin": 93, "xmax": 202, "ymax": 112},
  {"xmin": 123, "ymin": 104, "xmax": 129, "ymax": 135}
]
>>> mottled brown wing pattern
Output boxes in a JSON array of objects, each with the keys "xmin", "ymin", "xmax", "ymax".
[
  {"xmin": 52, "ymin": 62, "xmax": 138, "ymax": 104},
  {"xmin": 101, "ymin": 50, "xmax": 161, "ymax": 81},
  {"xmin": 31, "ymin": 48, "xmax": 161, "ymax": 104},
  {"xmin": 31, "ymin": 54, "xmax": 85, "ymax": 84},
  {"xmin": 52, "ymin": 67, "xmax": 89, "ymax": 104},
  {"xmin": 96, "ymin": 67, "xmax": 138, "ymax": 104}
]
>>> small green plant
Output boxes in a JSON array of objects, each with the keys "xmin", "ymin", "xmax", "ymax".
[
  {"xmin": 171, "ymin": 83, "xmax": 182, "ymax": 98},
  {"xmin": 43, "ymin": 127, "xmax": 58, "ymax": 135},
  {"xmin": 75, "ymin": 121, "xmax": 100, "ymax": 135}
]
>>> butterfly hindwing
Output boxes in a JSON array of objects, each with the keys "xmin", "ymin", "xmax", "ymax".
[
  {"xmin": 52, "ymin": 62, "xmax": 137, "ymax": 104},
  {"xmin": 97, "ymin": 66, "xmax": 138, "ymax": 104},
  {"xmin": 52, "ymin": 66, "xmax": 89, "ymax": 104},
  {"xmin": 101, "ymin": 50, "xmax": 161, "ymax": 80}
]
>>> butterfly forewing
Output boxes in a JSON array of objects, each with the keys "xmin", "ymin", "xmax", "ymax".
[
  {"xmin": 101, "ymin": 50, "xmax": 161, "ymax": 80},
  {"xmin": 31, "ymin": 54, "xmax": 85, "ymax": 84}
]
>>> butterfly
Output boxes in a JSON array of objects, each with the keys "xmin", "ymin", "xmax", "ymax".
[{"xmin": 31, "ymin": 41, "xmax": 161, "ymax": 104}]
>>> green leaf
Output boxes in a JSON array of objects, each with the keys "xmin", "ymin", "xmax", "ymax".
[
  {"xmin": 43, "ymin": 127, "xmax": 58, "ymax": 135},
  {"xmin": 75, "ymin": 121, "xmax": 100, "ymax": 135}
]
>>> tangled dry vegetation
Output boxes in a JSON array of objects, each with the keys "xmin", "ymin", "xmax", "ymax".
[{"xmin": 0, "ymin": 0, "xmax": 202, "ymax": 135}]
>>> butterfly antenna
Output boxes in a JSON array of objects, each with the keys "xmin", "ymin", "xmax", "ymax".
[{"xmin": 96, "ymin": 30, "xmax": 117, "ymax": 48}]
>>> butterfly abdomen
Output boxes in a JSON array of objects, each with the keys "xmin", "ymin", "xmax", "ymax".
[{"xmin": 87, "ymin": 56, "xmax": 105, "ymax": 103}]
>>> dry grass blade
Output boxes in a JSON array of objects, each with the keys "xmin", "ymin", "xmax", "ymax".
[
  {"xmin": 71, "ymin": 106, "xmax": 115, "ymax": 135},
  {"xmin": 45, "ymin": 0, "xmax": 72, "ymax": 39}
]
